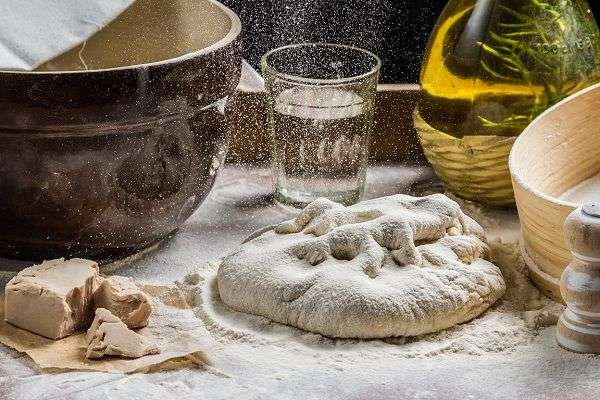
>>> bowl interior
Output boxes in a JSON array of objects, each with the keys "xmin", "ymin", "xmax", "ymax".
[
  {"xmin": 510, "ymin": 83, "xmax": 600, "ymax": 203},
  {"xmin": 34, "ymin": 0, "xmax": 233, "ymax": 72}
]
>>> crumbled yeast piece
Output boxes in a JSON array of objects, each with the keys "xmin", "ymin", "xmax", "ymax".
[
  {"xmin": 4, "ymin": 258, "xmax": 101, "ymax": 339},
  {"xmin": 85, "ymin": 308, "xmax": 160, "ymax": 359},
  {"xmin": 94, "ymin": 276, "xmax": 151, "ymax": 329}
]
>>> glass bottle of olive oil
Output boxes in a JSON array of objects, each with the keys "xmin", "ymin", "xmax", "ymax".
[{"xmin": 416, "ymin": 0, "xmax": 600, "ymax": 205}]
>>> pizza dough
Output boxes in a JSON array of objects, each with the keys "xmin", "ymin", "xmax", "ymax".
[{"xmin": 217, "ymin": 194, "xmax": 506, "ymax": 338}]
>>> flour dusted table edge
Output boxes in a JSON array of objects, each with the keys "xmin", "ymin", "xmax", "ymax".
[{"xmin": 1, "ymin": 165, "xmax": 600, "ymax": 400}]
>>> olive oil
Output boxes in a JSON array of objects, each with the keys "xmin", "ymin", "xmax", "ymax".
[{"xmin": 416, "ymin": 0, "xmax": 600, "ymax": 204}]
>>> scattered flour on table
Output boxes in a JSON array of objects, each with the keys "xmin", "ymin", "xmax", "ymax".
[
  {"xmin": 173, "ymin": 196, "xmax": 563, "ymax": 364},
  {"xmin": 177, "ymin": 236, "xmax": 561, "ymax": 359}
]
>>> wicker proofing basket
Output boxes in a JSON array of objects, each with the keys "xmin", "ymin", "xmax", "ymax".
[
  {"xmin": 509, "ymin": 83, "xmax": 600, "ymax": 303},
  {"xmin": 414, "ymin": 109, "xmax": 516, "ymax": 206}
]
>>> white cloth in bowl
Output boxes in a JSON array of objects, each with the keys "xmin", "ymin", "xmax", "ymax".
[{"xmin": 0, "ymin": 0, "xmax": 135, "ymax": 70}]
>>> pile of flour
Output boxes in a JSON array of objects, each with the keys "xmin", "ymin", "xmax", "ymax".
[{"xmin": 176, "ymin": 196, "xmax": 564, "ymax": 359}]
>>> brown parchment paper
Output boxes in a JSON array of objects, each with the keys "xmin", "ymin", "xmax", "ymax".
[{"xmin": 0, "ymin": 284, "xmax": 220, "ymax": 373}]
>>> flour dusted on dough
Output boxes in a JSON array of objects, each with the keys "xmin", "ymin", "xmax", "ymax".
[{"xmin": 217, "ymin": 194, "xmax": 506, "ymax": 338}]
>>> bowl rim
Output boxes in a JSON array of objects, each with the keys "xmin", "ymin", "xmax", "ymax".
[
  {"xmin": 0, "ymin": 0, "xmax": 242, "ymax": 75},
  {"xmin": 508, "ymin": 82, "xmax": 600, "ymax": 210}
]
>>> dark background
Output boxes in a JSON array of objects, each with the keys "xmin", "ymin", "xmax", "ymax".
[{"xmin": 221, "ymin": 0, "xmax": 600, "ymax": 83}]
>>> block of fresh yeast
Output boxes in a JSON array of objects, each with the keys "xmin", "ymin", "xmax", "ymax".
[{"xmin": 4, "ymin": 258, "xmax": 101, "ymax": 339}]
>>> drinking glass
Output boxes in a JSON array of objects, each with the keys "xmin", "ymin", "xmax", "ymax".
[{"xmin": 261, "ymin": 43, "xmax": 380, "ymax": 208}]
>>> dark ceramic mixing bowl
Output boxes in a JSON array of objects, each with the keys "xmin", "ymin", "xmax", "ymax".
[{"xmin": 0, "ymin": 0, "xmax": 242, "ymax": 261}]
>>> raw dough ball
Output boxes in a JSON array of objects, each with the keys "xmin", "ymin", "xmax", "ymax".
[{"xmin": 217, "ymin": 194, "xmax": 506, "ymax": 338}]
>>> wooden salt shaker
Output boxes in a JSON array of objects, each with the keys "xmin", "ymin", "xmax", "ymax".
[{"xmin": 556, "ymin": 203, "xmax": 600, "ymax": 353}]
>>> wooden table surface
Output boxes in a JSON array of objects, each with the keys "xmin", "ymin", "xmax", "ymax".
[{"xmin": 1, "ymin": 164, "xmax": 599, "ymax": 400}]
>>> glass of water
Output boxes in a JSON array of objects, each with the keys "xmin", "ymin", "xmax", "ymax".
[{"xmin": 261, "ymin": 43, "xmax": 381, "ymax": 208}]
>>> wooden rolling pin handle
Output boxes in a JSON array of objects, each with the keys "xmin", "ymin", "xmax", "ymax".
[{"xmin": 556, "ymin": 203, "xmax": 600, "ymax": 353}]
